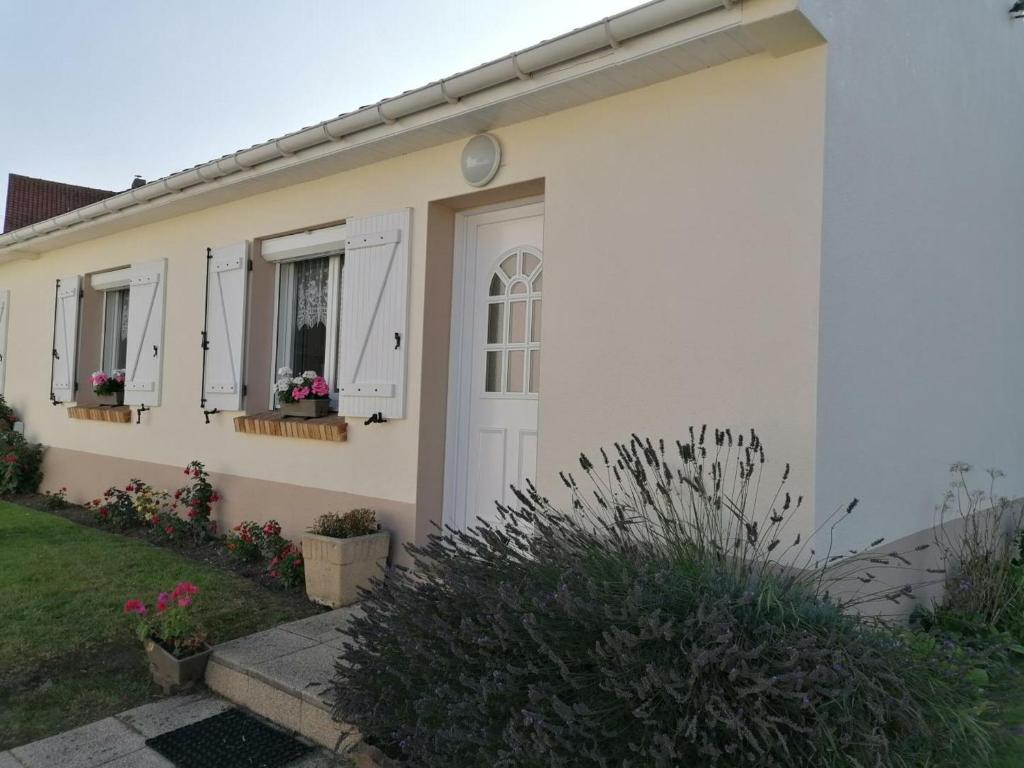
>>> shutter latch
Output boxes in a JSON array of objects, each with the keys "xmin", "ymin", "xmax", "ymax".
[
  {"xmin": 364, "ymin": 411, "xmax": 388, "ymax": 426},
  {"xmin": 52, "ymin": 348, "xmax": 59, "ymax": 360}
]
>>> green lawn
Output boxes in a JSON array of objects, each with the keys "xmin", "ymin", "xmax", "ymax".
[{"xmin": 0, "ymin": 502, "xmax": 318, "ymax": 749}]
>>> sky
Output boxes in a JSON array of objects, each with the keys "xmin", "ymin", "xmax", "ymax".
[{"xmin": 0, "ymin": 0, "xmax": 638, "ymax": 211}]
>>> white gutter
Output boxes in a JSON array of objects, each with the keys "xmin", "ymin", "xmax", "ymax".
[{"xmin": 0, "ymin": 0, "xmax": 729, "ymax": 254}]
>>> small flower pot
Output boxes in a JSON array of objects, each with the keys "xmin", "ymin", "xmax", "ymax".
[
  {"xmin": 143, "ymin": 638, "xmax": 212, "ymax": 694},
  {"xmin": 279, "ymin": 398, "xmax": 329, "ymax": 418},
  {"xmin": 97, "ymin": 391, "xmax": 125, "ymax": 406},
  {"xmin": 303, "ymin": 530, "xmax": 390, "ymax": 608}
]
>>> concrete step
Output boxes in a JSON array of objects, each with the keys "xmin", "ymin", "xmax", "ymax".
[{"xmin": 204, "ymin": 606, "xmax": 360, "ymax": 752}]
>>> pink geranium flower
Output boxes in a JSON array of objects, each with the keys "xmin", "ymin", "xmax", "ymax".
[
  {"xmin": 113, "ymin": 371, "xmax": 126, "ymax": 383},
  {"xmin": 156, "ymin": 592, "xmax": 171, "ymax": 613},
  {"xmin": 90, "ymin": 372, "xmax": 108, "ymax": 386},
  {"xmin": 123, "ymin": 599, "xmax": 147, "ymax": 615},
  {"xmin": 310, "ymin": 377, "xmax": 329, "ymax": 397},
  {"xmin": 291, "ymin": 386, "xmax": 310, "ymax": 401}
]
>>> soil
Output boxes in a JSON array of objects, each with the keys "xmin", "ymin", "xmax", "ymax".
[{"xmin": 5, "ymin": 493, "xmax": 310, "ymax": 596}]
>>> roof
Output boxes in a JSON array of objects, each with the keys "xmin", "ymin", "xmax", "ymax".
[
  {"xmin": 0, "ymin": 0, "xmax": 820, "ymax": 261},
  {"xmin": 3, "ymin": 174, "xmax": 115, "ymax": 233}
]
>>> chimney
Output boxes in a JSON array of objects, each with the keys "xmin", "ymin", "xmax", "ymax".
[{"xmin": 131, "ymin": 175, "xmax": 146, "ymax": 189}]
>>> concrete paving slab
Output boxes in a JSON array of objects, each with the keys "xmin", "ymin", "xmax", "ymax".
[
  {"xmin": 10, "ymin": 717, "xmax": 145, "ymax": 768},
  {"xmin": 0, "ymin": 751, "xmax": 23, "ymax": 768},
  {"xmin": 115, "ymin": 693, "xmax": 233, "ymax": 738},
  {"xmin": 248, "ymin": 644, "xmax": 339, "ymax": 707},
  {"xmin": 279, "ymin": 607, "xmax": 361, "ymax": 643},
  {"xmin": 99, "ymin": 748, "xmax": 175, "ymax": 767},
  {"xmin": 212, "ymin": 627, "xmax": 318, "ymax": 671}
]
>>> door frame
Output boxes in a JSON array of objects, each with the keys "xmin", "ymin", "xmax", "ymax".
[{"xmin": 442, "ymin": 196, "xmax": 545, "ymax": 532}]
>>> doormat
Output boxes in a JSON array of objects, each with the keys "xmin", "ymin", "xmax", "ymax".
[{"xmin": 145, "ymin": 708, "xmax": 313, "ymax": 768}]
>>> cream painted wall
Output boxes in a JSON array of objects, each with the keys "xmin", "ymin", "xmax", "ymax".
[{"xmin": 0, "ymin": 44, "xmax": 827, "ymax": 539}]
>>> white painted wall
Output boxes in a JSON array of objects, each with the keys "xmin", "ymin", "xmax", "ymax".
[{"xmin": 801, "ymin": 0, "xmax": 1024, "ymax": 551}]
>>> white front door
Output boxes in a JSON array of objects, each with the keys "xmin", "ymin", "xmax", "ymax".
[{"xmin": 445, "ymin": 201, "xmax": 544, "ymax": 532}]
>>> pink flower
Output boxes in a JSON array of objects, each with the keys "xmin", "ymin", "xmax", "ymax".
[
  {"xmin": 171, "ymin": 582, "xmax": 199, "ymax": 599},
  {"xmin": 210, "ymin": 492, "xmax": 221, "ymax": 503},
  {"xmin": 113, "ymin": 371, "xmax": 126, "ymax": 383},
  {"xmin": 291, "ymin": 386, "xmax": 310, "ymax": 401},
  {"xmin": 156, "ymin": 592, "xmax": 171, "ymax": 613},
  {"xmin": 176, "ymin": 595, "xmax": 193, "ymax": 608},
  {"xmin": 310, "ymin": 377, "xmax": 329, "ymax": 397},
  {"xmin": 90, "ymin": 372, "xmax": 108, "ymax": 386},
  {"xmin": 123, "ymin": 599, "xmax": 146, "ymax": 615}
]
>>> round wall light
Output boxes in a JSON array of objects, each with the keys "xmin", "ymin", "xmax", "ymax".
[{"xmin": 461, "ymin": 134, "xmax": 501, "ymax": 187}]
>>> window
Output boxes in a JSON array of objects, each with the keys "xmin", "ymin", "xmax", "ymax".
[
  {"xmin": 101, "ymin": 287, "xmax": 130, "ymax": 373},
  {"xmin": 484, "ymin": 247, "xmax": 542, "ymax": 395},
  {"xmin": 272, "ymin": 251, "xmax": 343, "ymax": 407}
]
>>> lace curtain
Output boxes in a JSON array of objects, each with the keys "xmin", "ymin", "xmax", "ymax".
[
  {"xmin": 119, "ymin": 290, "xmax": 129, "ymax": 341},
  {"xmin": 294, "ymin": 258, "xmax": 329, "ymax": 329}
]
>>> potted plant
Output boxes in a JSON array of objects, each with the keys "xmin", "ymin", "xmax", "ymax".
[
  {"xmin": 123, "ymin": 581, "xmax": 211, "ymax": 694},
  {"xmin": 275, "ymin": 368, "xmax": 330, "ymax": 417},
  {"xmin": 303, "ymin": 509, "xmax": 389, "ymax": 607},
  {"xmin": 90, "ymin": 369, "xmax": 126, "ymax": 405}
]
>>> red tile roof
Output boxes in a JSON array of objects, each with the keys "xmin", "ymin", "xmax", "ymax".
[{"xmin": 3, "ymin": 174, "xmax": 116, "ymax": 233}]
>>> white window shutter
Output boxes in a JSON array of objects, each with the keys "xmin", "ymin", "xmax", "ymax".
[
  {"xmin": 124, "ymin": 259, "xmax": 167, "ymax": 407},
  {"xmin": 0, "ymin": 289, "xmax": 9, "ymax": 395},
  {"xmin": 202, "ymin": 243, "xmax": 250, "ymax": 411},
  {"xmin": 51, "ymin": 275, "xmax": 81, "ymax": 403},
  {"xmin": 338, "ymin": 208, "xmax": 411, "ymax": 419}
]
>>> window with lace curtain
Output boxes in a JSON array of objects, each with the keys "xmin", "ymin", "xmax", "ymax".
[
  {"xmin": 274, "ymin": 252, "xmax": 343, "ymax": 405},
  {"xmin": 101, "ymin": 287, "xmax": 129, "ymax": 373}
]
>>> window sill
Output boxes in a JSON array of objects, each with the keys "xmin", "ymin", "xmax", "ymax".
[
  {"xmin": 67, "ymin": 405, "xmax": 132, "ymax": 424},
  {"xmin": 233, "ymin": 411, "xmax": 347, "ymax": 442}
]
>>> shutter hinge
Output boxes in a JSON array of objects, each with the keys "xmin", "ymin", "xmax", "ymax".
[
  {"xmin": 394, "ymin": 332, "xmax": 401, "ymax": 350},
  {"xmin": 52, "ymin": 348, "xmax": 59, "ymax": 360},
  {"xmin": 200, "ymin": 331, "xmax": 209, "ymax": 351},
  {"xmin": 206, "ymin": 248, "xmax": 213, "ymax": 260}
]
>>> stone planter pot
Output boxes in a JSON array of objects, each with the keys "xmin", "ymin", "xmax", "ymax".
[
  {"xmin": 143, "ymin": 638, "xmax": 212, "ymax": 694},
  {"xmin": 280, "ymin": 398, "xmax": 329, "ymax": 418},
  {"xmin": 303, "ymin": 530, "xmax": 390, "ymax": 608},
  {"xmin": 97, "ymin": 391, "xmax": 125, "ymax": 406}
]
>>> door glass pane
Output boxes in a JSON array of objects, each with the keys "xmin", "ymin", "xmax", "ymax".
[
  {"xmin": 489, "ymin": 273, "xmax": 505, "ymax": 296},
  {"xmin": 485, "ymin": 351, "xmax": 502, "ymax": 392},
  {"xmin": 530, "ymin": 299, "xmax": 542, "ymax": 343},
  {"xmin": 529, "ymin": 349, "xmax": 540, "ymax": 393},
  {"xmin": 509, "ymin": 301, "xmax": 527, "ymax": 343},
  {"xmin": 523, "ymin": 251, "xmax": 540, "ymax": 276},
  {"xmin": 487, "ymin": 303, "xmax": 504, "ymax": 344},
  {"xmin": 500, "ymin": 254, "xmax": 517, "ymax": 278},
  {"xmin": 510, "ymin": 280, "xmax": 527, "ymax": 295},
  {"xmin": 506, "ymin": 349, "xmax": 525, "ymax": 393},
  {"xmin": 532, "ymin": 271, "xmax": 543, "ymax": 292}
]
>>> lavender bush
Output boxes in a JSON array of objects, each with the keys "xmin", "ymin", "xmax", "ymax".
[{"xmin": 331, "ymin": 429, "xmax": 990, "ymax": 767}]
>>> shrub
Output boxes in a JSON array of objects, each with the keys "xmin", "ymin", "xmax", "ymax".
[
  {"xmin": 0, "ymin": 395, "xmax": 18, "ymax": 428},
  {"xmin": 269, "ymin": 542, "xmax": 304, "ymax": 588},
  {"xmin": 123, "ymin": 581, "xmax": 207, "ymax": 657},
  {"xmin": 225, "ymin": 520, "xmax": 285, "ymax": 563},
  {"xmin": 332, "ymin": 430, "xmax": 991, "ymax": 768},
  {"xmin": 87, "ymin": 481, "xmax": 146, "ymax": 530},
  {"xmin": 0, "ymin": 430, "xmax": 43, "ymax": 495},
  {"xmin": 175, "ymin": 460, "xmax": 220, "ymax": 542},
  {"xmin": 933, "ymin": 463, "xmax": 1024, "ymax": 641},
  {"xmin": 310, "ymin": 508, "xmax": 379, "ymax": 539},
  {"xmin": 42, "ymin": 486, "xmax": 69, "ymax": 510}
]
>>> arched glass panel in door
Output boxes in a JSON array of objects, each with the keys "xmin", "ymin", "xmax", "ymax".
[{"xmin": 484, "ymin": 246, "xmax": 542, "ymax": 395}]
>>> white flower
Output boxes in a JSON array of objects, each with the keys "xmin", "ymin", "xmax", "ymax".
[
  {"xmin": 276, "ymin": 381, "xmax": 290, "ymax": 392},
  {"xmin": 291, "ymin": 376, "xmax": 304, "ymax": 385},
  {"xmin": 277, "ymin": 366, "xmax": 293, "ymax": 377},
  {"xmin": 301, "ymin": 370, "xmax": 318, "ymax": 379}
]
